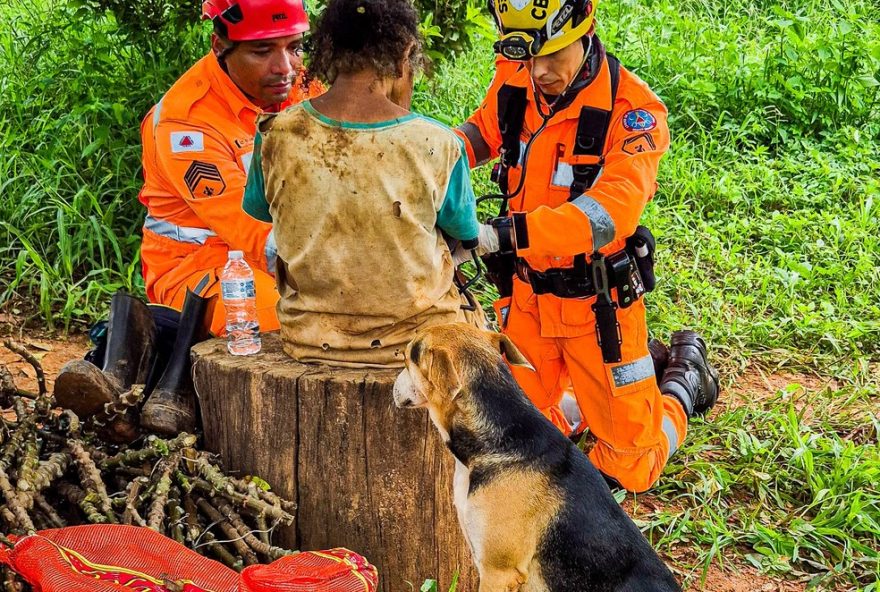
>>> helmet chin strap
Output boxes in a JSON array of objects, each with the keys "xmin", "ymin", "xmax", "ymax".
[{"xmin": 531, "ymin": 33, "xmax": 592, "ymax": 119}]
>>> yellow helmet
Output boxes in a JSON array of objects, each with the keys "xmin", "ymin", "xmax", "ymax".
[{"xmin": 490, "ymin": 0, "xmax": 595, "ymax": 60}]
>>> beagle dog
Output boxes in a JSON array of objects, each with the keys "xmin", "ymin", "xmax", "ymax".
[{"xmin": 393, "ymin": 323, "xmax": 681, "ymax": 592}]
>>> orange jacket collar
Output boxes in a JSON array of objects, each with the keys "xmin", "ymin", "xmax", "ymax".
[{"xmin": 506, "ymin": 55, "xmax": 614, "ymax": 120}]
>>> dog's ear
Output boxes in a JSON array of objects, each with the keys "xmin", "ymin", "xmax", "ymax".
[
  {"xmin": 486, "ymin": 331, "xmax": 534, "ymax": 370},
  {"xmin": 426, "ymin": 348, "xmax": 462, "ymax": 399}
]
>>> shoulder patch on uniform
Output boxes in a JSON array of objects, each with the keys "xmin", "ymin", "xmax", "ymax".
[
  {"xmin": 622, "ymin": 109, "xmax": 657, "ymax": 132},
  {"xmin": 170, "ymin": 131, "xmax": 205, "ymax": 153},
  {"xmin": 622, "ymin": 132, "xmax": 657, "ymax": 155},
  {"xmin": 184, "ymin": 161, "xmax": 225, "ymax": 198}
]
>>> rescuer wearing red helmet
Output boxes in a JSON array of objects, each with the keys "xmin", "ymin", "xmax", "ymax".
[
  {"xmin": 54, "ymin": 0, "xmax": 324, "ymax": 435},
  {"xmin": 138, "ymin": 0, "xmax": 323, "ymax": 340}
]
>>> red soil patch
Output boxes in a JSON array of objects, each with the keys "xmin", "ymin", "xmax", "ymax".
[
  {"xmin": 0, "ymin": 330, "xmax": 91, "ymax": 394},
  {"xmin": 688, "ymin": 562, "xmax": 806, "ymax": 592}
]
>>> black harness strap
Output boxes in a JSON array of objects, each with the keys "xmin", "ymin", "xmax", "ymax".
[
  {"xmin": 569, "ymin": 54, "xmax": 621, "ymax": 197},
  {"xmin": 567, "ymin": 55, "xmax": 622, "ymax": 303},
  {"xmin": 495, "ymin": 85, "xmax": 529, "ymax": 196}
]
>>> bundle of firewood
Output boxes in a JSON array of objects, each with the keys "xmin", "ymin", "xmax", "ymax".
[{"xmin": 0, "ymin": 340, "xmax": 297, "ymax": 591}]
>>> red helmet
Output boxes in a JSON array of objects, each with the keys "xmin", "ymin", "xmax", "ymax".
[{"xmin": 202, "ymin": 0, "xmax": 310, "ymax": 41}]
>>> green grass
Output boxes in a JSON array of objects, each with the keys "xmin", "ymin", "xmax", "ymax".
[
  {"xmin": 0, "ymin": 0, "xmax": 205, "ymax": 328},
  {"xmin": 414, "ymin": 0, "xmax": 880, "ymax": 588},
  {"xmin": 647, "ymin": 386, "xmax": 879, "ymax": 589},
  {"xmin": 2, "ymin": 0, "xmax": 879, "ymax": 589}
]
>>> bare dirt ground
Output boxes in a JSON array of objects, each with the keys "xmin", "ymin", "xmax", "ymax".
[
  {"xmin": 0, "ymin": 328, "xmax": 91, "ymax": 395},
  {"xmin": 0, "ymin": 326, "xmax": 849, "ymax": 591}
]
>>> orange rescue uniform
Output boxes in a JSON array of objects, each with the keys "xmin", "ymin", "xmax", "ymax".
[
  {"xmin": 458, "ymin": 50, "xmax": 685, "ymax": 492},
  {"xmin": 138, "ymin": 52, "xmax": 321, "ymax": 335}
]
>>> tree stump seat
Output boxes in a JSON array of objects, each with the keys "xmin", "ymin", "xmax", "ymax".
[{"xmin": 191, "ymin": 332, "xmax": 476, "ymax": 591}]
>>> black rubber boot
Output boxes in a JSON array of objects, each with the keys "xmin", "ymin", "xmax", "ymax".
[
  {"xmin": 140, "ymin": 289, "xmax": 211, "ymax": 436},
  {"xmin": 55, "ymin": 292, "xmax": 156, "ymax": 417},
  {"xmin": 648, "ymin": 337, "xmax": 670, "ymax": 383},
  {"xmin": 659, "ymin": 330, "xmax": 720, "ymax": 417}
]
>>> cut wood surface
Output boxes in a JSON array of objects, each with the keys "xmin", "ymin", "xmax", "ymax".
[{"xmin": 192, "ymin": 333, "xmax": 477, "ymax": 591}]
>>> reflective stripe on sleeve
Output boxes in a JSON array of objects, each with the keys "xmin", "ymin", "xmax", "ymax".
[
  {"xmin": 662, "ymin": 416, "xmax": 679, "ymax": 459},
  {"xmin": 570, "ymin": 194, "xmax": 615, "ymax": 249},
  {"xmin": 193, "ymin": 273, "xmax": 212, "ymax": 295},
  {"xmin": 458, "ymin": 122, "xmax": 491, "ymax": 166},
  {"xmin": 152, "ymin": 97, "xmax": 165, "ymax": 134},
  {"xmin": 144, "ymin": 214, "xmax": 217, "ymax": 244},
  {"xmin": 265, "ymin": 230, "xmax": 278, "ymax": 275}
]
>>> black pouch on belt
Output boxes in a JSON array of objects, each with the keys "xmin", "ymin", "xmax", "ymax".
[
  {"xmin": 626, "ymin": 225, "xmax": 657, "ymax": 293},
  {"xmin": 605, "ymin": 250, "xmax": 645, "ymax": 308}
]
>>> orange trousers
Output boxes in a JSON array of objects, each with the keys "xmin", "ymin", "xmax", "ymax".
[
  {"xmin": 494, "ymin": 288, "xmax": 687, "ymax": 493},
  {"xmin": 156, "ymin": 266, "xmax": 280, "ymax": 337}
]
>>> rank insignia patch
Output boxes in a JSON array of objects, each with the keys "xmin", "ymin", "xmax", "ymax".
[
  {"xmin": 622, "ymin": 109, "xmax": 657, "ymax": 132},
  {"xmin": 622, "ymin": 132, "xmax": 657, "ymax": 155},
  {"xmin": 184, "ymin": 161, "xmax": 225, "ymax": 198}
]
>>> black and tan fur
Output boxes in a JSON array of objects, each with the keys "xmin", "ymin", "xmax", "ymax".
[{"xmin": 393, "ymin": 323, "xmax": 681, "ymax": 592}]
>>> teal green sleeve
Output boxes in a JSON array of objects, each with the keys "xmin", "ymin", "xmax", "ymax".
[
  {"xmin": 242, "ymin": 131, "xmax": 273, "ymax": 223},
  {"xmin": 437, "ymin": 138, "xmax": 479, "ymax": 241}
]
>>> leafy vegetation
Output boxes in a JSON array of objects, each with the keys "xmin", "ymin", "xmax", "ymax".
[
  {"xmin": 415, "ymin": 0, "xmax": 880, "ymax": 588},
  {"xmin": 0, "ymin": 0, "xmax": 491, "ymax": 329},
  {"xmin": 1, "ymin": 0, "xmax": 878, "ymax": 589}
]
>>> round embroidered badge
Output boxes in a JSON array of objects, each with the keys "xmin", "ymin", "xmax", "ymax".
[{"xmin": 622, "ymin": 109, "xmax": 657, "ymax": 132}]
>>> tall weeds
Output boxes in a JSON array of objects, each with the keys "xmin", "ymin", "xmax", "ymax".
[{"xmin": 0, "ymin": 0, "xmax": 205, "ymax": 328}]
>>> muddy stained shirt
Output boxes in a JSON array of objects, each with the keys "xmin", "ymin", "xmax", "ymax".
[{"xmin": 243, "ymin": 101, "xmax": 481, "ymax": 367}]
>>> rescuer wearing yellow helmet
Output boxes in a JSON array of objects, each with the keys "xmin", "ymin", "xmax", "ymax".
[{"xmin": 456, "ymin": 0, "xmax": 721, "ymax": 492}]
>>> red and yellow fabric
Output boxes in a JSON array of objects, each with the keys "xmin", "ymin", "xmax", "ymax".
[
  {"xmin": 1, "ymin": 525, "xmax": 378, "ymax": 592},
  {"xmin": 138, "ymin": 52, "xmax": 322, "ymax": 335},
  {"xmin": 460, "ymin": 51, "xmax": 685, "ymax": 492}
]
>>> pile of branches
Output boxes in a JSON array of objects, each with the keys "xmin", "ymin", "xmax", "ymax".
[{"xmin": 0, "ymin": 341, "xmax": 297, "ymax": 590}]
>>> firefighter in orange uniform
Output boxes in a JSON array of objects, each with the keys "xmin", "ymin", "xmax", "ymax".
[
  {"xmin": 139, "ymin": 0, "xmax": 323, "ymax": 335},
  {"xmin": 456, "ymin": 0, "xmax": 720, "ymax": 492}
]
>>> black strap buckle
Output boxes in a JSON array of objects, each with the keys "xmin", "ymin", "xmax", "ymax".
[{"xmin": 519, "ymin": 264, "xmax": 595, "ymax": 298}]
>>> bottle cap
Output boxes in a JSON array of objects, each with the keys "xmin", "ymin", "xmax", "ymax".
[{"xmin": 228, "ymin": 250, "xmax": 244, "ymax": 260}]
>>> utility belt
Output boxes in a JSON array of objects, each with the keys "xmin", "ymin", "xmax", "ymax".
[
  {"xmin": 484, "ymin": 226, "xmax": 657, "ymax": 364},
  {"xmin": 520, "ymin": 226, "xmax": 656, "ymax": 302}
]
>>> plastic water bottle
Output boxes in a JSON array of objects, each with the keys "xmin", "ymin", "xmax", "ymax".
[{"xmin": 220, "ymin": 251, "xmax": 261, "ymax": 355}]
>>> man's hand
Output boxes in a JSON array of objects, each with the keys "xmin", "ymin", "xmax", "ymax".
[
  {"xmin": 477, "ymin": 223, "xmax": 501, "ymax": 255},
  {"xmin": 452, "ymin": 243, "xmax": 475, "ymax": 266},
  {"xmin": 451, "ymin": 224, "xmax": 501, "ymax": 266}
]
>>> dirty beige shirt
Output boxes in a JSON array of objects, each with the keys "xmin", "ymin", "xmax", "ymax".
[{"xmin": 243, "ymin": 101, "xmax": 483, "ymax": 367}]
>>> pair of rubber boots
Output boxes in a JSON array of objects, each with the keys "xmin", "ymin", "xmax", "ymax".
[
  {"xmin": 55, "ymin": 290, "xmax": 210, "ymax": 438},
  {"xmin": 649, "ymin": 330, "xmax": 720, "ymax": 418}
]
